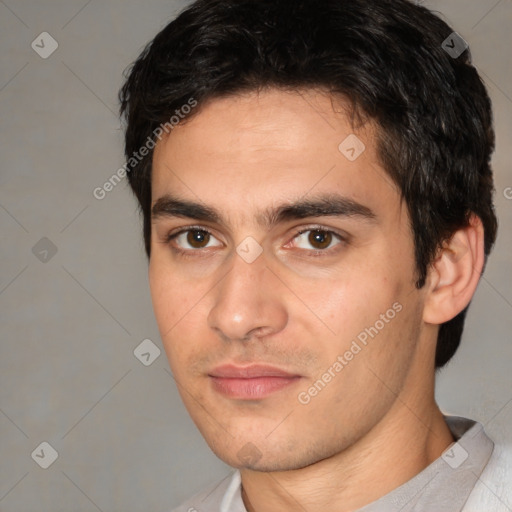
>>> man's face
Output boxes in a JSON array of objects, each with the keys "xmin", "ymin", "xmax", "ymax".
[{"xmin": 149, "ymin": 89, "xmax": 430, "ymax": 471}]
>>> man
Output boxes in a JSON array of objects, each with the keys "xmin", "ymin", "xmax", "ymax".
[{"xmin": 119, "ymin": 0, "xmax": 503, "ymax": 510}]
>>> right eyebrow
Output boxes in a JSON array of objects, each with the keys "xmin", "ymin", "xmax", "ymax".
[{"xmin": 151, "ymin": 195, "xmax": 221, "ymax": 224}]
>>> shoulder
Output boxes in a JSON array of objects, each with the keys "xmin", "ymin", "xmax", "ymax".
[
  {"xmin": 170, "ymin": 471, "xmax": 239, "ymax": 512},
  {"xmin": 463, "ymin": 441, "xmax": 512, "ymax": 511}
]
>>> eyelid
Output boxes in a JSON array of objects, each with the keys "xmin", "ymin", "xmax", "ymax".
[{"xmin": 165, "ymin": 224, "xmax": 213, "ymax": 241}]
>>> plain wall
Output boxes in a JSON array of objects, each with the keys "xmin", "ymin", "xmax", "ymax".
[{"xmin": 1, "ymin": 1, "xmax": 511, "ymax": 510}]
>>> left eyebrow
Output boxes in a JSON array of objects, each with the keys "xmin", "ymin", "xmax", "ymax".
[
  {"xmin": 262, "ymin": 195, "xmax": 377, "ymax": 227},
  {"xmin": 151, "ymin": 193, "xmax": 377, "ymax": 228}
]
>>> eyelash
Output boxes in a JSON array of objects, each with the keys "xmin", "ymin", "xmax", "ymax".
[{"xmin": 163, "ymin": 225, "xmax": 347, "ymax": 258}]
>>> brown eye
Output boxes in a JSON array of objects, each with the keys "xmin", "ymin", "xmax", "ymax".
[
  {"xmin": 186, "ymin": 230, "xmax": 211, "ymax": 248},
  {"xmin": 308, "ymin": 229, "xmax": 333, "ymax": 249},
  {"xmin": 291, "ymin": 228, "xmax": 342, "ymax": 252},
  {"xmin": 170, "ymin": 228, "xmax": 222, "ymax": 252}
]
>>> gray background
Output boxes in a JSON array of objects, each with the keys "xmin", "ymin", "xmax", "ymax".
[{"xmin": 0, "ymin": 1, "xmax": 511, "ymax": 511}]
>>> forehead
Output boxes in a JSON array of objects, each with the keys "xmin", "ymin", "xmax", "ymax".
[{"xmin": 151, "ymin": 89, "xmax": 398, "ymax": 222}]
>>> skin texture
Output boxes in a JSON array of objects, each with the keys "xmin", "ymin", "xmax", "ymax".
[{"xmin": 148, "ymin": 89, "xmax": 484, "ymax": 511}]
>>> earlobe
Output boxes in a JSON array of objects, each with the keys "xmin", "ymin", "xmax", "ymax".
[{"xmin": 423, "ymin": 215, "xmax": 485, "ymax": 325}]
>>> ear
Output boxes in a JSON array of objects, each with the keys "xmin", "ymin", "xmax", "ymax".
[{"xmin": 423, "ymin": 215, "xmax": 485, "ymax": 325}]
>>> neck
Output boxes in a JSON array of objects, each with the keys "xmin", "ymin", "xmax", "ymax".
[{"xmin": 240, "ymin": 392, "xmax": 453, "ymax": 512}]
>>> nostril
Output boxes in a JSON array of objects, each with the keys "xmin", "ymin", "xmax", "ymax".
[{"xmin": 247, "ymin": 326, "xmax": 275, "ymax": 339}]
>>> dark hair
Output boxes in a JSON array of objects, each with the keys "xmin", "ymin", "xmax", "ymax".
[{"xmin": 119, "ymin": 0, "xmax": 497, "ymax": 368}]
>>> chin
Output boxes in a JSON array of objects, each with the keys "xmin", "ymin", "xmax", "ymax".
[{"xmin": 206, "ymin": 434, "xmax": 336, "ymax": 473}]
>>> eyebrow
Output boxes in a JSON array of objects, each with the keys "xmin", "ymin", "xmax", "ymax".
[{"xmin": 151, "ymin": 193, "xmax": 377, "ymax": 227}]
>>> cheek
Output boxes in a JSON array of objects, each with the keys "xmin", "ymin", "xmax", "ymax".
[
  {"xmin": 149, "ymin": 260, "xmax": 198, "ymax": 357},
  {"xmin": 291, "ymin": 269, "xmax": 400, "ymax": 342},
  {"xmin": 149, "ymin": 256, "xmax": 204, "ymax": 325},
  {"xmin": 149, "ymin": 263, "xmax": 176, "ymax": 329}
]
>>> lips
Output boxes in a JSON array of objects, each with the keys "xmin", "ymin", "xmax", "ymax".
[
  {"xmin": 210, "ymin": 364, "xmax": 299, "ymax": 379},
  {"xmin": 209, "ymin": 364, "xmax": 302, "ymax": 399}
]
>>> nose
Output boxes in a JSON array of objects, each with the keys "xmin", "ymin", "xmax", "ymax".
[{"xmin": 207, "ymin": 251, "xmax": 288, "ymax": 342}]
